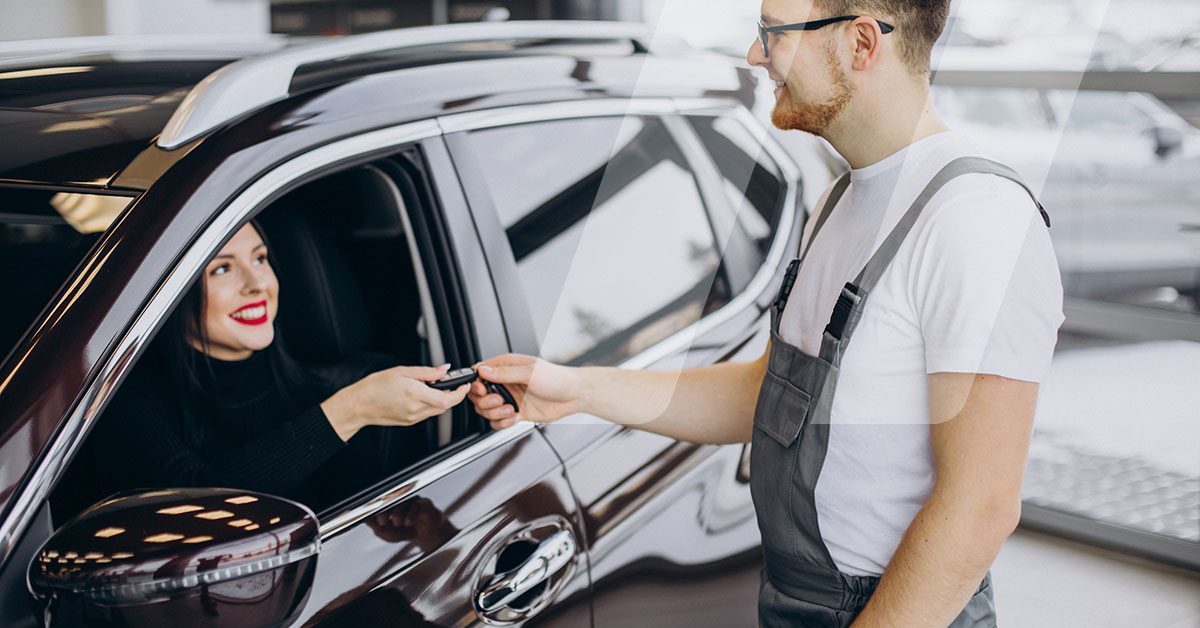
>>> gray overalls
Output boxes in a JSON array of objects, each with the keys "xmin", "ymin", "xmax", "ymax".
[{"xmin": 750, "ymin": 157, "xmax": 1051, "ymax": 627}]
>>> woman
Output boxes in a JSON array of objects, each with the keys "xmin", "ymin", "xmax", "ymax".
[{"xmin": 86, "ymin": 221, "xmax": 469, "ymax": 508}]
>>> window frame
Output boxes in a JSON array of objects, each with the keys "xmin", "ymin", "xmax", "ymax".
[
  {"xmin": 459, "ymin": 112, "xmax": 736, "ymax": 366},
  {"xmin": 438, "ymin": 98, "xmax": 800, "ymax": 370}
]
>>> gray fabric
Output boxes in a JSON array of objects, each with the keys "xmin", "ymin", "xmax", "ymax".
[{"xmin": 750, "ymin": 157, "xmax": 1047, "ymax": 626}]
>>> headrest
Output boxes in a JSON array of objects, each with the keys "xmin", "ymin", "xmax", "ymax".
[
  {"xmin": 259, "ymin": 209, "xmax": 370, "ymax": 363},
  {"xmin": 257, "ymin": 166, "xmax": 405, "ymax": 363}
]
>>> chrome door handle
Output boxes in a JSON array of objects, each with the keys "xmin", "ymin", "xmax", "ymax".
[{"xmin": 477, "ymin": 529, "xmax": 576, "ymax": 613}]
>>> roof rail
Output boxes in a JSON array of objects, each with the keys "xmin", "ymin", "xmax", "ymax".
[{"xmin": 157, "ymin": 20, "xmax": 671, "ymax": 149}]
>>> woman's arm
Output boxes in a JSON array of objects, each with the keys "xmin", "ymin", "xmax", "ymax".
[{"xmin": 95, "ymin": 364, "xmax": 469, "ymax": 498}]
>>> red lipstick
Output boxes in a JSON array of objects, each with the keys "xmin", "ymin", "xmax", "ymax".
[{"xmin": 229, "ymin": 300, "xmax": 269, "ymax": 326}]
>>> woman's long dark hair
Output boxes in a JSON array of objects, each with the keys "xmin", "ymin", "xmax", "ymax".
[{"xmin": 157, "ymin": 219, "xmax": 328, "ymax": 449}]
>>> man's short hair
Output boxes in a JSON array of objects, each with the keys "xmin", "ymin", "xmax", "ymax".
[{"xmin": 813, "ymin": 0, "xmax": 951, "ymax": 76}]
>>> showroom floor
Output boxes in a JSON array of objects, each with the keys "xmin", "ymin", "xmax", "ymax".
[{"xmin": 993, "ymin": 528, "xmax": 1200, "ymax": 628}]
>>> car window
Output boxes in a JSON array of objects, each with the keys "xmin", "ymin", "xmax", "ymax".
[
  {"xmin": 466, "ymin": 116, "xmax": 731, "ymax": 366},
  {"xmin": 686, "ymin": 114, "xmax": 786, "ymax": 256},
  {"xmin": 0, "ymin": 189, "xmax": 128, "ymax": 365},
  {"xmin": 48, "ymin": 159, "xmax": 466, "ymax": 523}
]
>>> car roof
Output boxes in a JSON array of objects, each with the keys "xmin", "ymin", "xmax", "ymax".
[{"xmin": 0, "ymin": 22, "xmax": 750, "ymax": 191}]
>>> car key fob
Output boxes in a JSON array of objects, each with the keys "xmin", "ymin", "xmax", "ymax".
[
  {"xmin": 426, "ymin": 367, "xmax": 478, "ymax": 391},
  {"xmin": 484, "ymin": 381, "xmax": 519, "ymax": 414}
]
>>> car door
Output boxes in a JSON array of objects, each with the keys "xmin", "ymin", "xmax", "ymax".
[
  {"xmin": 293, "ymin": 137, "xmax": 590, "ymax": 626},
  {"xmin": 441, "ymin": 99, "xmax": 804, "ymax": 627}
]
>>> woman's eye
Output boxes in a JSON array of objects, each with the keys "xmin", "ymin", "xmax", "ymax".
[
  {"xmin": 254, "ymin": 253, "xmax": 269, "ymax": 265},
  {"xmin": 209, "ymin": 264, "xmax": 229, "ymax": 276}
]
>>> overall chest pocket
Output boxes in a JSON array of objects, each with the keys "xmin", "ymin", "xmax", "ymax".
[{"xmin": 753, "ymin": 370, "xmax": 814, "ymax": 448}]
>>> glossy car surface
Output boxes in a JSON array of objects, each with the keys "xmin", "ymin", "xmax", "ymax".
[{"xmin": 0, "ymin": 22, "xmax": 817, "ymax": 626}]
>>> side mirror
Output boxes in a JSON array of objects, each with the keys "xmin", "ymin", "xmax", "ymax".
[
  {"xmin": 1152, "ymin": 125, "xmax": 1184, "ymax": 159},
  {"xmin": 28, "ymin": 488, "xmax": 319, "ymax": 628}
]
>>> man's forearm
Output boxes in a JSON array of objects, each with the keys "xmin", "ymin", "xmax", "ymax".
[
  {"xmin": 574, "ymin": 355, "xmax": 766, "ymax": 445},
  {"xmin": 851, "ymin": 490, "xmax": 1019, "ymax": 627}
]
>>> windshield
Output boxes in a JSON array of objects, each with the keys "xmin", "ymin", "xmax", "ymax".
[{"xmin": 0, "ymin": 187, "xmax": 131, "ymax": 364}]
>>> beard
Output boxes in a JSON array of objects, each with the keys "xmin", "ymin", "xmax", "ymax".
[{"xmin": 771, "ymin": 44, "xmax": 853, "ymax": 136}]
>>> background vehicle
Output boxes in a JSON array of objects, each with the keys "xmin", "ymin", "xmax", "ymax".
[
  {"xmin": 0, "ymin": 22, "xmax": 820, "ymax": 626},
  {"xmin": 933, "ymin": 86, "xmax": 1200, "ymax": 310}
]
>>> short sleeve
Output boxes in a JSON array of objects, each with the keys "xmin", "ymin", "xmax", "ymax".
[{"xmin": 912, "ymin": 176, "xmax": 1065, "ymax": 382}]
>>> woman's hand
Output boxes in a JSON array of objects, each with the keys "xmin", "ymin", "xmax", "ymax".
[
  {"xmin": 468, "ymin": 354, "xmax": 582, "ymax": 430},
  {"xmin": 322, "ymin": 364, "xmax": 469, "ymax": 441}
]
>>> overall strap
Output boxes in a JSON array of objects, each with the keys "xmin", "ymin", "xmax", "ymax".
[
  {"xmin": 820, "ymin": 156, "xmax": 1049, "ymax": 360},
  {"xmin": 773, "ymin": 172, "xmax": 852, "ymax": 327}
]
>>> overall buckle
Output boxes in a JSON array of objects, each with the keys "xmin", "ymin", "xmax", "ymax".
[
  {"xmin": 775, "ymin": 259, "xmax": 801, "ymax": 314},
  {"xmin": 824, "ymin": 283, "xmax": 863, "ymax": 340}
]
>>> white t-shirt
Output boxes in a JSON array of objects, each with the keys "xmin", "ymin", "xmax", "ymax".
[{"xmin": 777, "ymin": 131, "xmax": 1065, "ymax": 577}]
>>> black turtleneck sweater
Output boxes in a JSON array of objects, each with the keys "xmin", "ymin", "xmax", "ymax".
[{"xmin": 83, "ymin": 347, "xmax": 414, "ymax": 511}]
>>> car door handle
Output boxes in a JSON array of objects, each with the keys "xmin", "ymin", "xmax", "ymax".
[
  {"xmin": 477, "ymin": 529, "xmax": 576, "ymax": 613},
  {"xmin": 1181, "ymin": 223, "xmax": 1200, "ymax": 233}
]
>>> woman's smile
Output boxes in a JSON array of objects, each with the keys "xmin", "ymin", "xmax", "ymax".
[{"xmin": 229, "ymin": 300, "xmax": 269, "ymax": 326}]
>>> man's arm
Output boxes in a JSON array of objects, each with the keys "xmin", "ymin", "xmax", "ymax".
[
  {"xmin": 852, "ymin": 372, "xmax": 1037, "ymax": 627},
  {"xmin": 469, "ymin": 343, "xmax": 769, "ymax": 445}
]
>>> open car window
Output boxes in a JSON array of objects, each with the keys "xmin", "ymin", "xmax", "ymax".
[{"xmin": 48, "ymin": 153, "xmax": 477, "ymax": 525}]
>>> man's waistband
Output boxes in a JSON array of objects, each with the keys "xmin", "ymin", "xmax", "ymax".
[{"xmin": 763, "ymin": 545, "xmax": 992, "ymax": 612}]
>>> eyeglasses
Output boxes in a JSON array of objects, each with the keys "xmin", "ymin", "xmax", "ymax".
[{"xmin": 757, "ymin": 16, "xmax": 895, "ymax": 58}]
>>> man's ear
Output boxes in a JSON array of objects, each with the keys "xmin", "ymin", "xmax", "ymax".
[{"xmin": 848, "ymin": 17, "xmax": 886, "ymax": 71}]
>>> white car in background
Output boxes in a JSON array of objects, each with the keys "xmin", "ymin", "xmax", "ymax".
[{"xmin": 933, "ymin": 85, "xmax": 1200, "ymax": 308}]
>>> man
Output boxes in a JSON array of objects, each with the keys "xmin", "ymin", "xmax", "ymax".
[{"xmin": 468, "ymin": 0, "xmax": 1064, "ymax": 625}]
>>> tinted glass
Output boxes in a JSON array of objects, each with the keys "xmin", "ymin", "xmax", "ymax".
[
  {"xmin": 468, "ymin": 116, "xmax": 731, "ymax": 366},
  {"xmin": 687, "ymin": 114, "xmax": 786, "ymax": 256},
  {"xmin": 0, "ymin": 188, "xmax": 126, "ymax": 364}
]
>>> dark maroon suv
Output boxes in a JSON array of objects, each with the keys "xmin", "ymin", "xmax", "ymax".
[{"xmin": 0, "ymin": 21, "xmax": 814, "ymax": 627}]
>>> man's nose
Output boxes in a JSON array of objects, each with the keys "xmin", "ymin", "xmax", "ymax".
[{"xmin": 746, "ymin": 38, "xmax": 767, "ymax": 68}]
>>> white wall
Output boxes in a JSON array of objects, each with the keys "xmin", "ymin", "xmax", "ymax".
[
  {"xmin": 0, "ymin": 0, "xmax": 106, "ymax": 41},
  {"xmin": 0, "ymin": 0, "xmax": 269, "ymax": 42},
  {"xmin": 104, "ymin": 0, "xmax": 268, "ymax": 37}
]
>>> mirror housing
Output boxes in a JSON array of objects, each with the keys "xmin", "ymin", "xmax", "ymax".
[{"xmin": 28, "ymin": 488, "xmax": 319, "ymax": 628}]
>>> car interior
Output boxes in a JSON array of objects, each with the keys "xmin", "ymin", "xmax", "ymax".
[{"xmin": 48, "ymin": 150, "xmax": 480, "ymax": 526}]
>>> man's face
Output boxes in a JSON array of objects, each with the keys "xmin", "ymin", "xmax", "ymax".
[{"xmin": 748, "ymin": 0, "xmax": 854, "ymax": 136}]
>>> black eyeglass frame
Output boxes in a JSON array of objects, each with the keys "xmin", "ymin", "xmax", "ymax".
[{"xmin": 757, "ymin": 16, "xmax": 895, "ymax": 57}]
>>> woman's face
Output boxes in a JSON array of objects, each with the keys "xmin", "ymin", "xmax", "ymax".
[{"xmin": 192, "ymin": 223, "xmax": 279, "ymax": 361}]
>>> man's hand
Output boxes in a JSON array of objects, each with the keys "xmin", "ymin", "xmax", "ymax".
[{"xmin": 469, "ymin": 354, "xmax": 583, "ymax": 430}]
